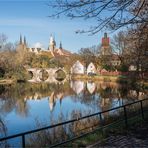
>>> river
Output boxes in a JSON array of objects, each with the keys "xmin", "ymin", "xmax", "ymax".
[{"xmin": 0, "ymin": 80, "xmax": 147, "ymax": 146}]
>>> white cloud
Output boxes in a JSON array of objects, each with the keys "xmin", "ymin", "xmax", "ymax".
[{"xmin": 33, "ymin": 42, "xmax": 43, "ymax": 48}]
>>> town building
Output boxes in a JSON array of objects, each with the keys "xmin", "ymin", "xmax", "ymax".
[
  {"xmin": 86, "ymin": 62, "xmax": 96, "ymax": 74},
  {"xmin": 70, "ymin": 60, "xmax": 85, "ymax": 74}
]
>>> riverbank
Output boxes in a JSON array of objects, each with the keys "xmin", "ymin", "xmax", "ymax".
[
  {"xmin": 71, "ymin": 74, "xmax": 128, "ymax": 83},
  {"xmin": 63, "ymin": 113, "xmax": 148, "ymax": 147}
]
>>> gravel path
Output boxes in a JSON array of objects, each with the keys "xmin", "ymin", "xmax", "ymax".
[{"xmin": 88, "ymin": 122, "xmax": 148, "ymax": 148}]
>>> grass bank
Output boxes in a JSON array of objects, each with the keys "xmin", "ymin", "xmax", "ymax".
[
  {"xmin": 63, "ymin": 112, "xmax": 148, "ymax": 147},
  {"xmin": 71, "ymin": 74, "xmax": 128, "ymax": 83}
]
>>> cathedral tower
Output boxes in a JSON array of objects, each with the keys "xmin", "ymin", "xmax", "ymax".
[
  {"xmin": 100, "ymin": 33, "xmax": 112, "ymax": 55},
  {"xmin": 49, "ymin": 35, "xmax": 56, "ymax": 51}
]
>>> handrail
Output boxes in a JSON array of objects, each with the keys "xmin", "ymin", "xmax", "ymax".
[{"xmin": 0, "ymin": 98, "xmax": 148, "ymax": 147}]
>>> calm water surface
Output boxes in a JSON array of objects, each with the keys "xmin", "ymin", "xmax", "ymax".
[{"xmin": 0, "ymin": 80, "xmax": 147, "ymax": 138}]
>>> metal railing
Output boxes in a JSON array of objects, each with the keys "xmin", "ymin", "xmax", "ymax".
[{"xmin": 0, "ymin": 98, "xmax": 148, "ymax": 147}]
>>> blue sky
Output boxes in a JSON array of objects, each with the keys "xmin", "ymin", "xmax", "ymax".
[{"xmin": 0, "ymin": 0, "xmax": 106, "ymax": 53}]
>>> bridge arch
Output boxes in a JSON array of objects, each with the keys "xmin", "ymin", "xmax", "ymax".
[
  {"xmin": 54, "ymin": 68, "xmax": 67, "ymax": 81},
  {"xmin": 27, "ymin": 67, "xmax": 67, "ymax": 83}
]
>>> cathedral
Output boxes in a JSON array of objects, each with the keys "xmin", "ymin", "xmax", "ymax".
[
  {"xmin": 48, "ymin": 35, "xmax": 71, "ymax": 57},
  {"xmin": 16, "ymin": 35, "xmax": 27, "ymax": 52},
  {"xmin": 16, "ymin": 34, "xmax": 72, "ymax": 57}
]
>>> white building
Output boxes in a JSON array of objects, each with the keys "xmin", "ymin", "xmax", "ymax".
[
  {"xmin": 87, "ymin": 62, "xmax": 96, "ymax": 74},
  {"xmin": 71, "ymin": 60, "xmax": 85, "ymax": 74}
]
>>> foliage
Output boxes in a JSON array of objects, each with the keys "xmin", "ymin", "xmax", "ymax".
[
  {"xmin": 0, "ymin": 67, "xmax": 5, "ymax": 78},
  {"xmin": 117, "ymin": 64, "xmax": 129, "ymax": 72}
]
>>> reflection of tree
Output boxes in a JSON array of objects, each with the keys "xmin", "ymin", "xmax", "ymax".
[
  {"xmin": 16, "ymin": 99, "xmax": 29, "ymax": 117},
  {"xmin": 27, "ymin": 109, "xmax": 99, "ymax": 147},
  {"xmin": 0, "ymin": 117, "xmax": 8, "ymax": 147}
]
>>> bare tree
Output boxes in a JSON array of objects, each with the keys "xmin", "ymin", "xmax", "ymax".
[
  {"xmin": 127, "ymin": 23, "xmax": 148, "ymax": 79},
  {"xmin": 111, "ymin": 31, "xmax": 129, "ymax": 65},
  {"xmin": 48, "ymin": 0, "xmax": 148, "ymax": 34},
  {"xmin": 0, "ymin": 34, "xmax": 8, "ymax": 50},
  {"xmin": 79, "ymin": 45, "xmax": 99, "ymax": 67}
]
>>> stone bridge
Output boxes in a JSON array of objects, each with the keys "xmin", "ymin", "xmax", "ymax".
[{"xmin": 27, "ymin": 67, "xmax": 68, "ymax": 84}]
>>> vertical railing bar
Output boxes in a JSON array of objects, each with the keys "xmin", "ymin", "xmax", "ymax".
[
  {"xmin": 99, "ymin": 113, "xmax": 103, "ymax": 127},
  {"xmin": 22, "ymin": 134, "xmax": 25, "ymax": 148},
  {"xmin": 99, "ymin": 112, "xmax": 104, "ymax": 136},
  {"xmin": 140, "ymin": 101, "xmax": 144, "ymax": 120},
  {"xmin": 123, "ymin": 106, "xmax": 128, "ymax": 128}
]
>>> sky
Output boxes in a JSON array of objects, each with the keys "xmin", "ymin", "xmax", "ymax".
[{"xmin": 0, "ymin": 0, "xmax": 106, "ymax": 53}]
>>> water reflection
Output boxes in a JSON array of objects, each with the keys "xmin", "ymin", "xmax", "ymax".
[
  {"xmin": 0, "ymin": 81, "xmax": 147, "ymax": 137},
  {"xmin": 70, "ymin": 80, "xmax": 84, "ymax": 94},
  {"xmin": 87, "ymin": 81, "xmax": 96, "ymax": 94}
]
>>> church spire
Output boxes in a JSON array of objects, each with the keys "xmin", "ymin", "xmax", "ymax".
[
  {"xmin": 24, "ymin": 36, "xmax": 26, "ymax": 46},
  {"xmin": 104, "ymin": 32, "xmax": 107, "ymax": 38},
  {"xmin": 20, "ymin": 34, "xmax": 22, "ymax": 44},
  {"xmin": 59, "ymin": 41, "xmax": 62, "ymax": 49}
]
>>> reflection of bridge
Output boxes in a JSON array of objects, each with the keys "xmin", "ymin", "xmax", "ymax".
[{"xmin": 27, "ymin": 68, "xmax": 67, "ymax": 84}]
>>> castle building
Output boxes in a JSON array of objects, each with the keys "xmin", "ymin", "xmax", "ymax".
[{"xmin": 100, "ymin": 33, "xmax": 112, "ymax": 55}]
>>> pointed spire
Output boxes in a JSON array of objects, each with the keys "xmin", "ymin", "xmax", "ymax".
[
  {"xmin": 20, "ymin": 34, "xmax": 22, "ymax": 44},
  {"xmin": 24, "ymin": 36, "xmax": 26, "ymax": 46},
  {"xmin": 59, "ymin": 41, "xmax": 62, "ymax": 49},
  {"xmin": 104, "ymin": 32, "xmax": 107, "ymax": 38}
]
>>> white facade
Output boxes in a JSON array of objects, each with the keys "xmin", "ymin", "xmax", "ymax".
[
  {"xmin": 71, "ymin": 60, "xmax": 85, "ymax": 74},
  {"xmin": 87, "ymin": 62, "xmax": 96, "ymax": 74},
  {"xmin": 129, "ymin": 65, "xmax": 137, "ymax": 71}
]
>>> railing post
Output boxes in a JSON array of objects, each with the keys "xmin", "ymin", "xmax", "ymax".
[
  {"xmin": 99, "ymin": 113, "xmax": 104, "ymax": 136},
  {"xmin": 99, "ymin": 113, "xmax": 103, "ymax": 126},
  {"xmin": 22, "ymin": 134, "xmax": 25, "ymax": 148},
  {"xmin": 123, "ymin": 106, "xmax": 128, "ymax": 128},
  {"xmin": 140, "ymin": 101, "xmax": 144, "ymax": 120}
]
